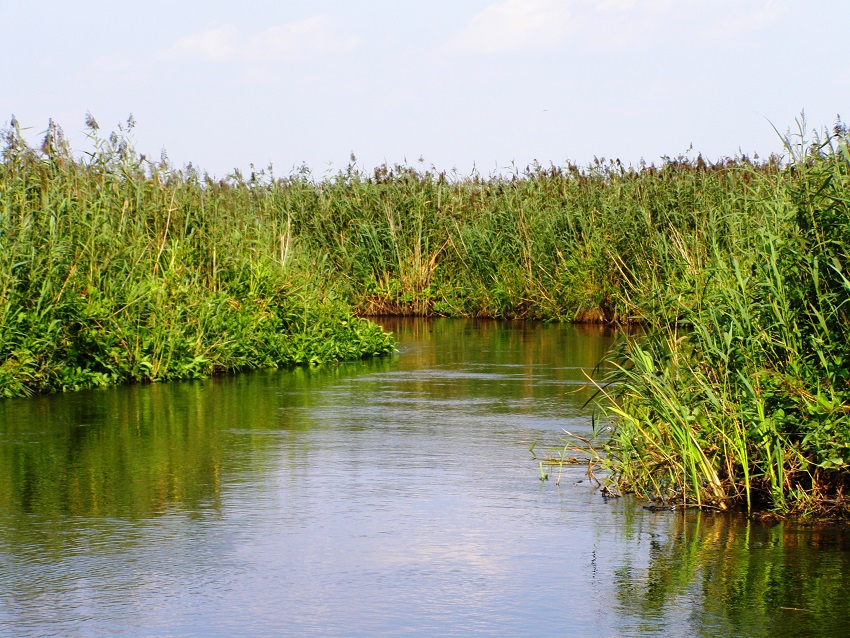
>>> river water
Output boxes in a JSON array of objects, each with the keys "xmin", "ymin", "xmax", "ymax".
[{"xmin": 1, "ymin": 318, "xmax": 849, "ymax": 637}]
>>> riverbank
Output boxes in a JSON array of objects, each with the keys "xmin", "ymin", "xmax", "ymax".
[
  {"xmin": 2, "ymin": 115, "xmax": 848, "ymax": 517},
  {"xmin": 593, "ymin": 120, "xmax": 850, "ymax": 519},
  {"xmin": 0, "ymin": 118, "xmax": 394, "ymax": 398}
]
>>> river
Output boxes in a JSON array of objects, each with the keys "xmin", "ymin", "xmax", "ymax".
[{"xmin": 1, "ymin": 318, "xmax": 848, "ymax": 636}]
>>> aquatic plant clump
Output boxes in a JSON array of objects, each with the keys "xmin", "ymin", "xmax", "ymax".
[
  {"xmin": 595, "ymin": 119, "xmax": 850, "ymax": 518},
  {"xmin": 0, "ymin": 117, "xmax": 394, "ymax": 397}
]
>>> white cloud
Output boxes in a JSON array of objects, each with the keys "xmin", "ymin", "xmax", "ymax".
[
  {"xmin": 699, "ymin": 0, "xmax": 787, "ymax": 42},
  {"xmin": 590, "ymin": 0, "xmax": 639, "ymax": 12},
  {"xmin": 446, "ymin": 0, "xmax": 787, "ymax": 54},
  {"xmin": 162, "ymin": 25, "xmax": 239, "ymax": 62},
  {"xmin": 569, "ymin": 0, "xmax": 677, "ymax": 50},
  {"xmin": 446, "ymin": 0, "xmax": 573, "ymax": 54},
  {"xmin": 159, "ymin": 16, "xmax": 360, "ymax": 63},
  {"xmin": 589, "ymin": 0, "xmax": 676, "ymax": 12}
]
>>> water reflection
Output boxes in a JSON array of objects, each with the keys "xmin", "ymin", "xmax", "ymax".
[
  {"xmin": 0, "ymin": 319, "xmax": 847, "ymax": 637},
  {"xmin": 0, "ymin": 361, "xmax": 389, "ymax": 522},
  {"xmin": 612, "ymin": 511, "xmax": 850, "ymax": 637}
]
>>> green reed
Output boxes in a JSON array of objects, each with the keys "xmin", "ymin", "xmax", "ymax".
[
  {"xmin": 0, "ymin": 117, "xmax": 394, "ymax": 397},
  {"xmin": 272, "ymin": 157, "xmax": 744, "ymax": 321},
  {"xmin": 3, "ymin": 113, "xmax": 849, "ymax": 516},
  {"xmin": 596, "ymin": 119, "xmax": 850, "ymax": 517}
]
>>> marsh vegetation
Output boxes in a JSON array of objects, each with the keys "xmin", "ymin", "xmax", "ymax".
[
  {"xmin": 0, "ymin": 116, "xmax": 394, "ymax": 398},
  {"xmin": 2, "ymin": 113, "xmax": 848, "ymax": 517}
]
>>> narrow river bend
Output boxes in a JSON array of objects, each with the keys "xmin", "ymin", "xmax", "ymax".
[{"xmin": 1, "ymin": 319, "xmax": 848, "ymax": 637}]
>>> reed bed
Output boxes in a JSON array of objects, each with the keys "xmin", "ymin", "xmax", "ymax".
[
  {"xmin": 594, "ymin": 120, "xmax": 850, "ymax": 517},
  {"xmin": 0, "ymin": 116, "xmax": 394, "ymax": 397},
  {"xmin": 2, "ymin": 114, "xmax": 849, "ymax": 516}
]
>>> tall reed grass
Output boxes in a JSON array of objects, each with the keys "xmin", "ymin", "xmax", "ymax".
[
  {"xmin": 0, "ymin": 116, "xmax": 393, "ymax": 397},
  {"xmin": 3, "ymin": 113, "xmax": 849, "ymax": 516},
  {"xmin": 595, "ymin": 118, "xmax": 850, "ymax": 517},
  {"xmin": 270, "ymin": 153, "xmax": 780, "ymax": 323}
]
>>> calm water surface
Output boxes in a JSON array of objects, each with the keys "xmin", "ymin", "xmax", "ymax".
[{"xmin": 1, "ymin": 319, "xmax": 849, "ymax": 637}]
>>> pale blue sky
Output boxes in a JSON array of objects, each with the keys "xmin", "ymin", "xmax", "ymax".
[{"xmin": 2, "ymin": 1, "xmax": 847, "ymax": 177}]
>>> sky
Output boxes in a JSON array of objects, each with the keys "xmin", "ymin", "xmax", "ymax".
[{"xmin": 2, "ymin": 0, "xmax": 848, "ymax": 178}]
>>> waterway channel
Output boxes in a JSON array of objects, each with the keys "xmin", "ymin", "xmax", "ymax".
[{"xmin": 1, "ymin": 318, "xmax": 848, "ymax": 636}]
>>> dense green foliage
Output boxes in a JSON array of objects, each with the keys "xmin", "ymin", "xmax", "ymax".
[
  {"xmin": 596, "ymin": 121, "xmax": 850, "ymax": 517},
  {"xmin": 0, "ymin": 117, "xmax": 394, "ymax": 397},
  {"xmin": 3, "ymin": 113, "xmax": 849, "ymax": 516},
  {"xmin": 274, "ymin": 152, "xmax": 775, "ymax": 322}
]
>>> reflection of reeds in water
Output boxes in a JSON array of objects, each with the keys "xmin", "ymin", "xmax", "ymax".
[{"xmin": 614, "ymin": 511, "xmax": 850, "ymax": 636}]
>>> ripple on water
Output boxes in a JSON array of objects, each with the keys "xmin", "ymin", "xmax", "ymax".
[{"xmin": 1, "ymin": 320, "xmax": 849, "ymax": 637}]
